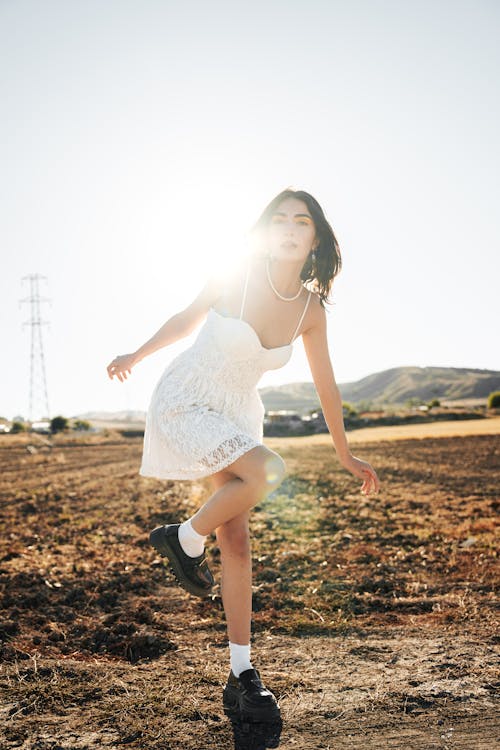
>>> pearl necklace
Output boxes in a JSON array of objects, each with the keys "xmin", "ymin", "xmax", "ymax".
[{"xmin": 266, "ymin": 257, "xmax": 303, "ymax": 301}]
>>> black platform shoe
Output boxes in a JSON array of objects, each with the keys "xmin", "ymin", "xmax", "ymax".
[
  {"xmin": 223, "ymin": 668, "xmax": 282, "ymax": 748},
  {"xmin": 149, "ymin": 524, "xmax": 214, "ymax": 597}
]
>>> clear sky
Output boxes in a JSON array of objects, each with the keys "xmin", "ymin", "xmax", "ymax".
[{"xmin": 1, "ymin": 0, "xmax": 499, "ymax": 421}]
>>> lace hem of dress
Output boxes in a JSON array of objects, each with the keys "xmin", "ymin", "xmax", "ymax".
[
  {"xmin": 199, "ymin": 433, "xmax": 259, "ymax": 472},
  {"xmin": 139, "ymin": 433, "xmax": 262, "ymax": 481}
]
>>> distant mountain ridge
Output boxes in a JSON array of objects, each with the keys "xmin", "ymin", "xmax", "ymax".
[
  {"xmin": 79, "ymin": 366, "xmax": 500, "ymax": 421},
  {"xmin": 77, "ymin": 410, "xmax": 147, "ymax": 422},
  {"xmin": 338, "ymin": 366, "xmax": 500, "ymax": 405},
  {"xmin": 259, "ymin": 366, "xmax": 500, "ymax": 412}
]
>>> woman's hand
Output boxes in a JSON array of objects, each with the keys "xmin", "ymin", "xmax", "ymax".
[
  {"xmin": 340, "ymin": 453, "xmax": 380, "ymax": 495},
  {"xmin": 106, "ymin": 353, "xmax": 138, "ymax": 382}
]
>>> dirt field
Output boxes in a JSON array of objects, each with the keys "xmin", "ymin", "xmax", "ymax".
[{"xmin": 0, "ymin": 422, "xmax": 498, "ymax": 749}]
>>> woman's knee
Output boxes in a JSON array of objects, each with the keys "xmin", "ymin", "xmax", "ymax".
[
  {"xmin": 264, "ymin": 451, "xmax": 287, "ymax": 489},
  {"xmin": 246, "ymin": 449, "xmax": 286, "ymax": 494},
  {"xmin": 233, "ymin": 446, "xmax": 286, "ymax": 492}
]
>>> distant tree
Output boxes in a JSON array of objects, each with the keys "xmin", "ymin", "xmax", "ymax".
[
  {"xmin": 487, "ymin": 391, "xmax": 500, "ymax": 408},
  {"xmin": 428, "ymin": 398, "xmax": 441, "ymax": 408},
  {"xmin": 10, "ymin": 421, "xmax": 26, "ymax": 433},
  {"xmin": 342, "ymin": 401, "xmax": 358, "ymax": 416},
  {"xmin": 50, "ymin": 416, "xmax": 69, "ymax": 433},
  {"xmin": 73, "ymin": 419, "xmax": 91, "ymax": 431},
  {"xmin": 404, "ymin": 397, "xmax": 421, "ymax": 409},
  {"xmin": 356, "ymin": 400, "xmax": 373, "ymax": 413}
]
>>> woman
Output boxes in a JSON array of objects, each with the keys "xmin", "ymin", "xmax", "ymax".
[{"xmin": 107, "ymin": 188, "xmax": 379, "ymax": 723}]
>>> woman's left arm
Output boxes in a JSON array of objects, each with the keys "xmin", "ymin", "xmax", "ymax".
[{"xmin": 302, "ymin": 301, "xmax": 380, "ymax": 496}]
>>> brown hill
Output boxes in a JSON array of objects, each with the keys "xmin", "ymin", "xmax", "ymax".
[{"xmin": 259, "ymin": 366, "xmax": 500, "ymax": 413}]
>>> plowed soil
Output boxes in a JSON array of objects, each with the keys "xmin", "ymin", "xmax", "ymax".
[{"xmin": 0, "ymin": 427, "xmax": 498, "ymax": 749}]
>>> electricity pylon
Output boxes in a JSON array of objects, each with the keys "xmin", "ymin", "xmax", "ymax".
[{"xmin": 20, "ymin": 274, "xmax": 51, "ymax": 422}]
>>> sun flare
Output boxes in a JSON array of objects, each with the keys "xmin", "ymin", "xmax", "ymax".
[{"xmin": 161, "ymin": 180, "xmax": 268, "ymax": 288}]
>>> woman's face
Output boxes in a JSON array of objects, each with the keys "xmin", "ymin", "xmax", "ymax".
[{"xmin": 266, "ymin": 197, "xmax": 318, "ymax": 263}]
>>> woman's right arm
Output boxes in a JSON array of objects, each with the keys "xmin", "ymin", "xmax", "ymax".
[{"xmin": 106, "ymin": 274, "xmax": 223, "ymax": 382}]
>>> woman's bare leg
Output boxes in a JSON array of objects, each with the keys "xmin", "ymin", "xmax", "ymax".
[
  {"xmin": 210, "ymin": 469, "xmax": 252, "ymax": 645},
  {"xmin": 190, "ymin": 445, "xmax": 286, "ymax": 537}
]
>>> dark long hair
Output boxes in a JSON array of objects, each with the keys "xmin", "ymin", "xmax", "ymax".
[{"xmin": 249, "ymin": 188, "xmax": 342, "ymax": 307}]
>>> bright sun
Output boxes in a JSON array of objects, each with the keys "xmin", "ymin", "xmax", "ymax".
[{"xmin": 158, "ymin": 178, "xmax": 269, "ymax": 287}]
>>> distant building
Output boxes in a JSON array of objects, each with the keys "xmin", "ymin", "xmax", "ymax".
[
  {"xmin": 265, "ymin": 410, "xmax": 302, "ymax": 424},
  {"xmin": 264, "ymin": 409, "xmax": 329, "ymax": 436},
  {"xmin": 31, "ymin": 421, "xmax": 51, "ymax": 434}
]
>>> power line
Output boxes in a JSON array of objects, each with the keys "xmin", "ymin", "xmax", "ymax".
[{"xmin": 20, "ymin": 274, "xmax": 51, "ymax": 422}]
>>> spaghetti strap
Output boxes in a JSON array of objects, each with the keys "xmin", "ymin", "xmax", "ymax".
[
  {"xmin": 239, "ymin": 257, "xmax": 251, "ymax": 319},
  {"xmin": 290, "ymin": 290, "xmax": 312, "ymax": 343}
]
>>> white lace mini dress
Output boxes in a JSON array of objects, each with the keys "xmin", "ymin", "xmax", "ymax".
[{"xmin": 139, "ymin": 260, "xmax": 312, "ymax": 480}]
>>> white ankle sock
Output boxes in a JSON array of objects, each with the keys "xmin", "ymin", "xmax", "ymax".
[
  {"xmin": 178, "ymin": 518, "xmax": 206, "ymax": 558},
  {"xmin": 229, "ymin": 641, "xmax": 253, "ymax": 677}
]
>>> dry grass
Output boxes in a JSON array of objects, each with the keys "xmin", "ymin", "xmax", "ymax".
[
  {"xmin": 0, "ymin": 430, "xmax": 498, "ymax": 748},
  {"xmin": 267, "ymin": 415, "xmax": 500, "ymax": 447}
]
